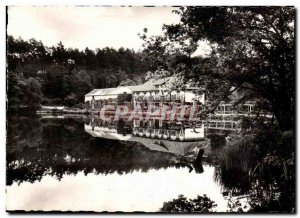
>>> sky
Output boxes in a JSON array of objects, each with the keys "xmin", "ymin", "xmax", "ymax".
[
  {"xmin": 7, "ymin": 6, "xmax": 211, "ymax": 56},
  {"xmin": 7, "ymin": 6, "xmax": 181, "ymax": 51}
]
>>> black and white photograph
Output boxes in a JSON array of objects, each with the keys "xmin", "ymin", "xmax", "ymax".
[{"xmin": 5, "ymin": 5, "xmax": 296, "ymax": 213}]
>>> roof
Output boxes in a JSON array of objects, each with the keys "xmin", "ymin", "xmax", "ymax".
[
  {"xmin": 85, "ymin": 76, "xmax": 194, "ymax": 96},
  {"xmin": 85, "ymin": 87, "xmax": 133, "ymax": 97},
  {"xmin": 125, "ymin": 79, "xmax": 155, "ymax": 92},
  {"xmin": 85, "ymin": 88, "xmax": 117, "ymax": 96},
  {"xmin": 152, "ymin": 77, "xmax": 171, "ymax": 85},
  {"xmin": 118, "ymin": 77, "xmax": 172, "ymax": 92}
]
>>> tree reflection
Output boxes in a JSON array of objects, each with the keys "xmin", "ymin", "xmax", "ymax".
[{"xmin": 7, "ymin": 115, "xmax": 188, "ymax": 186}]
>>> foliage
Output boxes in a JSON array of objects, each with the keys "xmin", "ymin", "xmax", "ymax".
[
  {"xmin": 160, "ymin": 194, "xmax": 217, "ymax": 213},
  {"xmin": 7, "ymin": 71, "xmax": 42, "ymax": 110},
  {"xmin": 7, "ymin": 36, "xmax": 150, "ymax": 109},
  {"xmin": 208, "ymin": 133, "xmax": 227, "ymax": 150},
  {"xmin": 214, "ymin": 135, "xmax": 257, "ymax": 194},
  {"xmin": 214, "ymin": 124, "xmax": 295, "ymax": 212},
  {"xmin": 140, "ymin": 6, "xmax": 295, "ymax": 131}
]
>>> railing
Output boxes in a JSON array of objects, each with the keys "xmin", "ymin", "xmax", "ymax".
[{"xmin": 201, "ymin": 120, "xmax": 241, "ymax": 131}]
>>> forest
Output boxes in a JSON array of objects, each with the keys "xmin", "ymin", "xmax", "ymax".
[{"xmin": 7, "ymin": 35, "xmax": 151, "ymax": 111}]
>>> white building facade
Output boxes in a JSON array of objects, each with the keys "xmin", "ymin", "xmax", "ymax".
[{"xmin": 84, "ymin": 77, "xmax": 205, "ymax": 109}]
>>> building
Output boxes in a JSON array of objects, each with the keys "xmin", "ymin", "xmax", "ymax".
[{"xmin": 84, "ymin": 77, "xmax": 205, "ymax": 110}]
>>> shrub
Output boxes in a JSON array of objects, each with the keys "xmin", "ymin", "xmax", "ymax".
[{"xmin": 160, "ymin": 194, "xmax": 217, "ymax": 213}]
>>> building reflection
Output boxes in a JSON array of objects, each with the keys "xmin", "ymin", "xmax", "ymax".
[
  {"xmin": 84, "ymin": 116, "xmax": 207, "ymax": 156},
  {"xmin": 7, "ymin": 115, "xmax": 205, "ymax": 186}
]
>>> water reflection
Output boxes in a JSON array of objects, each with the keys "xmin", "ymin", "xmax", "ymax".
[
  {"xmin": 6, "ymin": 167, "xmax": 228, "ymax": 212},
  {"xmin": 6, "ymin": 115, "xmax": 229, "ymax": 212},
  {"xmin": 7, "ymin": 116, "xmax": 185, "ymax": 185},
  {"xmin": 84, "ymin": 116, "xmax": 206, "ymax": 155}
]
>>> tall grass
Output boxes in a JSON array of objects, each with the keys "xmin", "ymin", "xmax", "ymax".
[
  {"xmin": 214, "ymin": 135, "xmax": 257, "ymax": 193},
  {"xmin": 218, "ymin": 136, "xmax": 257, "ymax": 172}
]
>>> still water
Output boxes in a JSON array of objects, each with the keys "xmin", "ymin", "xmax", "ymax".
[{"xmin": 6, "ymin": 115, "xmax": 229, "ymax": 212}]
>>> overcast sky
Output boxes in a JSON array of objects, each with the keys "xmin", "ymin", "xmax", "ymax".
[{"xmin": 7, "ymin": 6, "xmax": 180, "ymax": 51}]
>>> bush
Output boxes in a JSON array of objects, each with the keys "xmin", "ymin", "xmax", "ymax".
[
  {"xmin": 160, "ymin": 194, "xmax": 217, "ymax": 213},
  {"xmin": 72, "ymin": 103, "xmax": 85, "ymax": 110},
  {"xmin": 64, "ymin": 93, "xmax": 78, "ymax": 107},
  {"xmin": 41, "ymin": 98, "xmax": 64, "ymax": 106}
]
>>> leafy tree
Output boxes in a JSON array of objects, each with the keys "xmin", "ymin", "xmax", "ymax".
[
  {"xmin": 7, "ymin": 35, "xmax": 150, "ymax": 108},
  {"xmin": 140, "ymin": 6, "xmax": 295, "ymax": 131},
  {"xmin": 160, "ymin": 194, "xmax": 217, "ymax": 212},
  {"xmin": 7, "ymin": 71, "xmax": 25, "ymax": 107},
  {"xmin": 23, "ymin": 77, "xmax": 43, "ymax": 108},
  {"xmin": 7, "ymin": 71, "xmax": 43, "ymax": 110},
  {"xmin": 64, "ymin": 93, "xmax": 78, "ymax": 106},
  {"xmin": 42, "ymin": 65, "xmax": 67, "ymax": 100}
]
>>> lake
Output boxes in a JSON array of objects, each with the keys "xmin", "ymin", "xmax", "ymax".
[{"xmin": 6, "ymin": 115, "xmax": 234, "ymax": 212}]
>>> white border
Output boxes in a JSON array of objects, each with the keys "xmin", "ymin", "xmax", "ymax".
[{"xmin": 1, "ymin": 1, "xmax": 299, "ymax": 218}]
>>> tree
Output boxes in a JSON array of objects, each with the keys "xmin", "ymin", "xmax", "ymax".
[
  {"xmin": 140, "ymin": 6, "xmax": 295, "ymax": 131},
  {"xmin": 42, "ymin": 65, "xmax": 67, "ymax": 100},
  {"xmin": 52, "ymin": 42, "xmax": 68, "ymax": 65},
  {"xmin": 7, "ymin": 71, "xmax": 43, "ymax": 110},
  {"xmin": 160, "ymin": 194, "xmax": 217, "ymax": 212},
  {"xmin": 67, "ymin": 70, "xmax": 93, "ymax": 105},
  {"xmin": 7, "ymin": 71, "xmax": 26, "ymax": 108},
  {"xmin": 6, "ymin": 35, "xmax": 150, "ymax": 107},
  {"xmin": 23, "ymin": 77, "xmax": 43, "ymax": 108}
]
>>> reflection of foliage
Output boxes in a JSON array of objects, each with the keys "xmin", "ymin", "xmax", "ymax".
[
  {"xmin": 160, "ymin": 194, "xmax": 217, "ymax": 213},
  {"xmin": 6, "ymin": 115, "xmax": 183, "ymax": 186}
]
